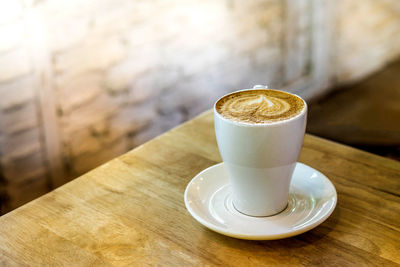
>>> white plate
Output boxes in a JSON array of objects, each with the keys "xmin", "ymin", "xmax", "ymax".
[{"xmin": 184, "ymin": 162, "xmax": 337, "ymax": 240}]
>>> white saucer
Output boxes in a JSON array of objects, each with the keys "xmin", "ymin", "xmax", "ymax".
[{"xmin": 184, "ymin": 162, "xmax": 337, "ymax": 240}]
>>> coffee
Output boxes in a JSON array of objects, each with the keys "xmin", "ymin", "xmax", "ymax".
[{"xmin": 215, "ymin": 89, "xmax": 305, "ymax": 124}]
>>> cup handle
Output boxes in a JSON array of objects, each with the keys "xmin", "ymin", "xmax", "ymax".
[{"xmin": 253, "ymin": 85, "xmax": 269, "ymax": 89}]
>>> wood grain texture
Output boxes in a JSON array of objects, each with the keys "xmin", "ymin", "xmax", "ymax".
[{"xmin": 0, "ymin": 110, "xmax": 399, "ymax": 266}]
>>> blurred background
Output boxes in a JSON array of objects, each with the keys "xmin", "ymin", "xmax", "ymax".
[{"xmin": 0, "ymin": 0, "xmax": 399, "ymax": 214}]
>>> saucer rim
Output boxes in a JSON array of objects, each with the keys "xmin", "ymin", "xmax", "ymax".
[{"xmin": 184, "ymin": 162, "xmax": 337, "ymax": 240}]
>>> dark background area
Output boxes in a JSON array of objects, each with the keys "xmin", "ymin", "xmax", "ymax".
[{"xmin": 308, "ymin": 59, "xmax": 400, "ymax": 161}]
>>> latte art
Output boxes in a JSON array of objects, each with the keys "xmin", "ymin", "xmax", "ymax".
[
  {"xmin": 216, "ymin": 89, "xmax": 305, "ymax": 124},
  {"xmin": 228, "ymin": 94, "xmax": 291, "ymax": 117}
]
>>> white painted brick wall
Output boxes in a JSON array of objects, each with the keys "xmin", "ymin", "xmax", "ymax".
[
  {"xmin": 0, "ymin": 76, "xmax": 35, "ymax": 111},
  {"xmin": 0, "ymin": 0, "xmax": 23, "ymax": 25},
  {"xmin": 0, "ymin": 48, "xmax": 31, "ymax": 82},
  {"xmin": 56, "ymin": 73, "xmax": 102, "ymax": 114},
  {"xmin": 335, "ymin": 0, "xmax": 400, "ymax": 83},
  {"xmin": 0, "ymin": 21, "xmax": 25, "ymax": 53},
  {"xmin": 54, "ymin": 37, "xmax": 126, "ymax": 76}
]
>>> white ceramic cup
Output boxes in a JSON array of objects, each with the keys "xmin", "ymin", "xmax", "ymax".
[{"xmin": 214, "ymin": 88, "xmax": 307, "ymax": 216}]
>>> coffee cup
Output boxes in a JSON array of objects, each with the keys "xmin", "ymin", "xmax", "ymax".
[{"xmin": 214, "ymin": 86, "xmax": 307, "ymax": 216}]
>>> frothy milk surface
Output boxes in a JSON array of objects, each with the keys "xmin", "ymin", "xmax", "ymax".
[{"xmin": 215, "ymin": 89, "xmax": 305, "ymax": 124}]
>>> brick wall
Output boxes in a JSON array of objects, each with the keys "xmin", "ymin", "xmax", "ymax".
[
  {"xmin": 0, "ymin": 1, "xmax": 51, "ymax": 211},
  {"xmin": 334, "ymin": 0, "xmax": 400, "ymax": 83},
  {"xmin": 0, "ymin": 0, "xmax": 399, "ymax": 213},
  {"xmin": 0, "ymin": 0, "xmax": 286, "ymax": 213}
]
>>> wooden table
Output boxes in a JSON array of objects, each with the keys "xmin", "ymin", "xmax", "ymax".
[{"xmin": 1, "ymin": 111, "xmax": 399, "ymax": 266}]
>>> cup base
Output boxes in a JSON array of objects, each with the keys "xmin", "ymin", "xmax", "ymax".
[{"xmin": 232, "ymin": 201, "xmax": 288, "ymax": 217}]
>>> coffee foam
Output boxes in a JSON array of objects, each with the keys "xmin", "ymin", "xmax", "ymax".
[{"xmin": 215, "ymin": 89, "xmax": 305, "ymax": 124}]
